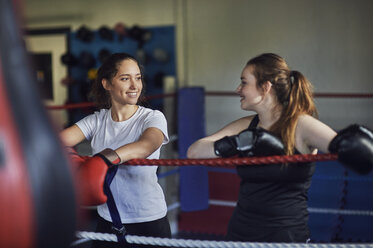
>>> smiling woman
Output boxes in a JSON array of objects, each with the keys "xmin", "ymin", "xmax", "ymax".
[
  {"xmin": 89, "ymin": 53, "xmax": 145, "ymax": 110},
  {"xmin": 187, "ymin": 53, "xmax": 373, "ymax": 243},
  {"xmin": 59, "ymin": 52, "xmax": 172, "ymax": 248},
  {"xmin": 101, "ymin": 59, "xmax": 143, "ymax": 115}
]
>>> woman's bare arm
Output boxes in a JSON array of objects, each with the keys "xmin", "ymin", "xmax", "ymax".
[
  {"xmin": 187, "ymin": 116, "xmax": 255, "ymax": 158},
  {"xmin": 115, "ymin": 127, "xmax": 165, "ymax": 162},
  {"xmin": 59, "ymin": 124, "xmax": 86, "ymax": 147}
]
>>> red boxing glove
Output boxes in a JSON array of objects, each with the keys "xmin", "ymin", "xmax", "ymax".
[
  {"xmin": 77, "ymin": 148, "xmax": 121, "ymax": 206},
  {"xmin": 65, "ymin": 147, "xmax": 90, "ymax": 167}
]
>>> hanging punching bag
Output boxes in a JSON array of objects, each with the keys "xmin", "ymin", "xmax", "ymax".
[{"xmin": 0, "ymin": 0, "xmax": 77, "ymax": 247}]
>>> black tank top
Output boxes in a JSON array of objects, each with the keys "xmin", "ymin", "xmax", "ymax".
[{"xmin": 227, "ymin": 115, "xmax": 315, "ymax": 242}]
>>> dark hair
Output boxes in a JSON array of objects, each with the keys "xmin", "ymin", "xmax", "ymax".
[
  {"xmin": 247, "ymin": 53, "xmax": 318, "ymax": 155},
  {"xmin": 89, "ymin": 52, "xmax": 145, "ymax": 109}
]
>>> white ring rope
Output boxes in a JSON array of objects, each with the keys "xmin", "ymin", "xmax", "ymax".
[
  {"xmin": 81, "ymin": 201, "xmax": 373, "ymax": 216},
  {"xmin": 75, "ymin": 231, "xmax": 373, "ymax": 248},
  {"xmin": 70, "ymin": 238, "xmax": 90, "ymax": 246},
  {"xmin": 308, "ymin": 207, "xmax": 373, "ymax": 216},
  {"xmin": 208, "ymin": 199, "xmax": 373, "ymax": 216}
]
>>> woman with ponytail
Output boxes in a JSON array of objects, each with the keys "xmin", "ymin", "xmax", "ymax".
[
  {"xmin": 188, "ymin": 53, "xmax": 373, "ymax": 242},
  {"xmin": 60, "ymin": 53, "xmax": 171, "ymax": 248}
]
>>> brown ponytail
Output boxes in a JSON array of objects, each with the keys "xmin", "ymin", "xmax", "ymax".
[{"xmin": 247, "ymin": 53, "xmax": 318, "ymax": 155}]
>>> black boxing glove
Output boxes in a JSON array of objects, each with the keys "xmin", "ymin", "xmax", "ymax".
[
  {"xmin": 213, "ymin": 136, "xmax": 239, "ymax": 157},
  {"xmin": 214, "ymin": 127, "xmax": 285, "ymax": 157},
  {"xmin": 328, "ymin": 124, "xmax": 373, "ymax": 174}
]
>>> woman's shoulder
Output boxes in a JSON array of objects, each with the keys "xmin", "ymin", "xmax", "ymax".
[
  {"xmin": 79, "ymin": 108, "xmax": 108, "ymax": 122},
  {"xmin": 91, "ymin": 108, "xmax": 110, "ymax": 119},
  {"xmin": 296, "ymin": 114, "xmax": 336, "ymax": 137},
  {"xmin": 296, "ymin": 114, "xmax": 320, "ymax": 129},
  {"xmin": 232, "ymin": 114, "xmax": 257, "ymax": 128},
  {"xmin": 295, "ymin": 114, "xmax": 318, "ymax": 135},
  {"xmin": 213, "ymin": 114, "xmax": 257, "ymax": 137},
  {"xmin": 88, "ymin": 108, "xmax": 109, "ymax": 115},
  {"xmin": 295, "ymin": 114, "xmax": 336, "ymax": 153},
  {"xmin": 138, "ymin": 106, "xmax": 165, "ymax": 118}
]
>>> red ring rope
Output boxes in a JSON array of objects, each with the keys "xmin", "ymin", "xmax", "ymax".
[
  {"xmin": 46, "ymin": 93, "xmax": 176, "ymax": 110},
  {"xmin": 123, "ymin": 153, "xmax": 338, "ymax": 167},
  {"xmin": 205, "ymin": 91, "xmax": 373, "ymax": 98},
  {"xmin": 47, "ymin": 102, "xmax": 95, "ymax": 110},
  {"xmin": 46, "ymin": 92, "xmax": 373, "ymax": 110}
]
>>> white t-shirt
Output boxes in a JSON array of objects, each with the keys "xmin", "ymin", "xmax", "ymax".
[{"xmin": 76, "ymin": 106, "xmax": 169, "ymax": 223}]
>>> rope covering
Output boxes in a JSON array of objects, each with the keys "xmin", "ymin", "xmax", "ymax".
[
  {"xmin": 308, "ymin": 207, "xmax": 373, "ymax": 216},
  {"xmin": 46, "ymin": 93, "xmax": 176, "ymax": 110},
  {"xmin": 123, "ymin": 153, "xmax": 338, "ymax": 167},
  {"xmin": 47, "ymin": 102, "xmax": 94, "ymax": 110},
  {"xmin": 208, "ymin": 200, "xmax": 373, "ymax": 216},
  {"xmin": 46, "ymin": 92, "xmax": 373, "ymax": 110},
  {"xmin": 205, "ymin": 91, "xmax": 373, "ymax": 98},
  {"xmin": 76, "ymin": 231, "xmax": 373, "ymax": 248}
]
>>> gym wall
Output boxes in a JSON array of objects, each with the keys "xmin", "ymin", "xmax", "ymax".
[{"xmin": 23, "ymin": 0, "xmax": 373, "ymax": 131}]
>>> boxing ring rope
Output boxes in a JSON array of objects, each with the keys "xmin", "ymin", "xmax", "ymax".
[
  {"xmin": 75, "ymin": 231, "xmax": 373, "ymax": 248},
  {"xmin": 204, "ymin": 91, "xmax": 373, "ymax": 98},
  {"xmin": 45, "ymin": 91, "xmax": 373, "ymax": 110},
  {"xmin": 46, "ymin": 93, "xmax": 176, "ymax": 110},
  {"xmin": 122, "ymin": 153, "xmax": 338, "ymax": 167}
]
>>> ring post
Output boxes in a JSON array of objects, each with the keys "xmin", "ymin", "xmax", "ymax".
[{"xmin": 177, "ymin": 87, "xmax": 209, "ymax": 211}]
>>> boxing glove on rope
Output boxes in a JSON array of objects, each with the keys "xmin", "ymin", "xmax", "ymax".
[
  {"xmin": 66, "ymin": 147, "xmax": 89, "ymax": 166},
  {"xmin": 75, "ymin": 148, "xmax": 121, "ymax": 206},
  {"xmin": 214, "ymin": 127, "xmax": 285, "ymax": 158},
  {"xmin": 328, "ymin": 124, "xmax": 373, "ymax": 174}
]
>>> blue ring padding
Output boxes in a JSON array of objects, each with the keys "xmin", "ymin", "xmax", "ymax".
[{"xmin": 178, "ymin": 87, "xmax": 209, "ymax": 212}]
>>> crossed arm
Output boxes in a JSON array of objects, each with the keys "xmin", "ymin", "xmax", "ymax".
[{"xmin": 60, "ymin": 124, "xmax": 165, "ymax": 163}]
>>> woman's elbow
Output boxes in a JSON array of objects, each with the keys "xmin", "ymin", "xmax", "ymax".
[
  {"xmin": 187, "ymin": 144, "xmax": 200, "ymax": 159},
  {"xmin": 186, "ymin": 147, "xmax": 194, "ymax": 159},
  {"xmin": 187, "ymin": 139, "xmax": 215, "ymax": 158}
]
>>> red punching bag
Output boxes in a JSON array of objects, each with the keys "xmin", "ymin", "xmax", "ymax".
[
  {"xmin": 0, "ymin": 66, "xmax": 35, "ymax": 248},
  {"xmin": 0, "ymin": 0, "xmax": 77, "ymax": 247}
]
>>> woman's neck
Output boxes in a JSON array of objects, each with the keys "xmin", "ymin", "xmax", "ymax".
[
  {"xmin": 110, "ymin": 104, "xmax": 139, "ymax": 122},
  {"xmin": 257, "ymin": 110, "xmax": 281, "ymax": 129},
  {"xmin": 256, "ymin": 96, "xmax": 282, "ymax": 129}
]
